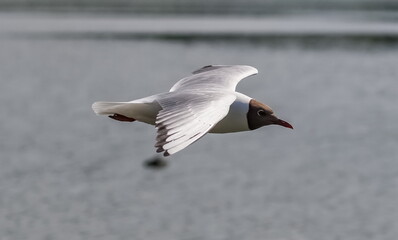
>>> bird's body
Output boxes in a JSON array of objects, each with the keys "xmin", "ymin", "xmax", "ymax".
[{"xmin": 92, "ymin": 65, "xmax": 292, "ymax": 156}]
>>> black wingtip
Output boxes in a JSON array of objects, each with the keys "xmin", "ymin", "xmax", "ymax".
[
  {"xmin": 192, "ymin": 65, "xmax": 220, "ymax": 74},
  {"xmin": 202, "ymin": 65, "xmax": 213, "ymax": 68}
]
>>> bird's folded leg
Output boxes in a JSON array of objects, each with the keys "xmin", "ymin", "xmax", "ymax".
[{"xmin": 109, "ymin": 114, "xmax": 136, "ymax": 122}]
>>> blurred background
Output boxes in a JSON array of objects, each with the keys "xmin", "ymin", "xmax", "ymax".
[{"xmin": 1, "ymin": 1, "xmax": 398, "ymax": 240}]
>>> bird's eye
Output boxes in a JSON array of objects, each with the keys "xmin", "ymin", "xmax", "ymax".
[{"xmin": 257, "ymin": 110, "xmax": 266, "ymax": 117}]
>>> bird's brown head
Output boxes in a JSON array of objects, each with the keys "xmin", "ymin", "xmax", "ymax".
[{"xmin": 247, "ymin": 99, "xmax": 293, "ymax": 130}]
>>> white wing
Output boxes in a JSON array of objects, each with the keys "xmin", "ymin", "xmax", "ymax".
[
  {"xmin": 169, "ymin": 65, "xmax": 258, "ymax": 92},
  {"xmin": 155, "ymin": 91, "xmax": 236, "ymax": 156}
]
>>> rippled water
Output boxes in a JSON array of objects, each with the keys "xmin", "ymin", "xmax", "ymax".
[{"xmin": 1, "ymin": 12, "xmax": 398, "ymax": 240}]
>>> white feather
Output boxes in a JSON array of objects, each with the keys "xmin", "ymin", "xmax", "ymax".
[
  {"xmin": 93, "ymin": 65, "xmax": 259, "ymax": 156},
  {"xmin": 169, "ymin": 65, "xmax": 258, "ymax": 92},
  {"xmin": 155, "ymin": 91, "xmax": 236, "ymax": 156}
]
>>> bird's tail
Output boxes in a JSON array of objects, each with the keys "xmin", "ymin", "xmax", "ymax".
[
  {"xmin": 92, "ymin": 101, "xmax": 137, "ymax": 122},
  {"xmin": 92, "ymin": 101, "xmax": 126, "ymax": 115}
]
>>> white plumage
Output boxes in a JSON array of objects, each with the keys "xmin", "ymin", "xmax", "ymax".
[{"xmin": 92, "ymin": 65, "xmax": 292, "ymax": 156}]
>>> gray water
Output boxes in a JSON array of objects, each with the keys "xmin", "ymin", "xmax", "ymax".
[{"xmin": 1, "ymin": 12, "xmax": 398, "ymax": 240}]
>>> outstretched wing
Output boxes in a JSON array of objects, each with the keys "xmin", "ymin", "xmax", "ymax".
[
  {"xmin": 155, "ymin": 91, "xmax": 236, "ymax": 156},
  {"xmin": 169, "ymin": 65, "xmax": 258, "ymax": 92}
]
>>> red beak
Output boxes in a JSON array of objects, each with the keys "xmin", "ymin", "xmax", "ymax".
[{"xmin": 275, "ymin": 119, "xmax": 293, "ymax": 129}]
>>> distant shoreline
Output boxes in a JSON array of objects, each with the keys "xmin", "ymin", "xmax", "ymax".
[
  {"xmin": 2, "ymin": 13, "xmax": 398, "ymax": 46},
  {"xmin": 0, "ymin": 0, "xmax": 398, "ymax": 15}
]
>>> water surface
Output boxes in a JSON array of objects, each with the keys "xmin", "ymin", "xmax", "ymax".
[{"xmin": 1, "ymin": 13, "xmax": 398, "ymax": 240}]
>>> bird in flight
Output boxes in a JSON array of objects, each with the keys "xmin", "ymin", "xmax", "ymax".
[{"xmin": 92, "ymin": 65, "xmax": 293, "ymax": 156}]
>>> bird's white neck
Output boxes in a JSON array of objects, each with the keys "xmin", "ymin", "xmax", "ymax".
[{"xmin": 209, "ymin": 92, "xmax": 251, "ymax": 133}]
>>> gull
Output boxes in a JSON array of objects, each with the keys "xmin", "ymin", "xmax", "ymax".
[{"xmin": 92, "ymin": 65, "xmax": 293, "ymax": 156}]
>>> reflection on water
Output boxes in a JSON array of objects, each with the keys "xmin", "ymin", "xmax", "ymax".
[{"xmin": 1, "ymin": 10, "xmax": 398, "ymax": 240}]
